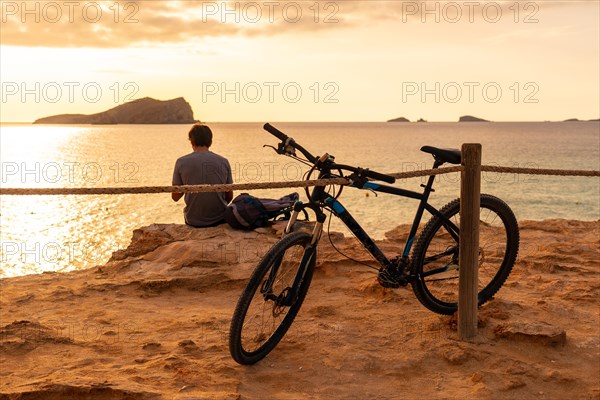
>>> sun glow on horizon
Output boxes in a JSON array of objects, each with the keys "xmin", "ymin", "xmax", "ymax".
[{"xmin": 0, "ymin": 1, "xmax": 598, "ymax": 122}]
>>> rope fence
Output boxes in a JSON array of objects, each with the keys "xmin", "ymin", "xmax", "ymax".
[
  {"xmin": 1, "ymin": 165, "xmax": 597, "ymax": 196},
  {"xmin": 480, "ymin": 165, "xmax": 600, "ymax": 177}
]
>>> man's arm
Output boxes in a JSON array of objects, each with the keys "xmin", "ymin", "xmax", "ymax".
[
  {"xmin": 225, "ymin": 160, "xmax": 234, "ymax": 203},
  {"xmin": 172, "ymin": 159, "xmax": 184, "ymax": 202}
]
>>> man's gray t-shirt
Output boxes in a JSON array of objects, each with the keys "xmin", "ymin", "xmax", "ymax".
[{"xmin": 172, "ymin": 151, "xmax": 233, "ymax": 227}]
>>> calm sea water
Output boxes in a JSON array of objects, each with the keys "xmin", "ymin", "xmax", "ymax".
[{"xmin": 1, "ymin": 122, "xmax": 599, "ymax": 277}]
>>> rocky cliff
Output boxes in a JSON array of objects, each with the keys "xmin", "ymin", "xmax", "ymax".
[
  {"xmin": 1, "ymin": 220, "xmax": 599, "ymax": 399},
  {"xmin": 33, "ymin": 97, "xmax": 197, "ymax": 124}
]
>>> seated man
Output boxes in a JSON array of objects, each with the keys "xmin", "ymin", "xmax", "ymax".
[{"xmin": 172, "ymin": 124, "xmax": 233, "ymax": 227}]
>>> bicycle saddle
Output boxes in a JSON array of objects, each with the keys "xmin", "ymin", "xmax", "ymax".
[{"xmin": 420, "ymin": 146, "xmax": 461, "ymax": 165}]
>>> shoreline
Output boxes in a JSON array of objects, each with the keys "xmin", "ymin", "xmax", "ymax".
[{"xmin": 1, "ymin": 219, "xmax": 599, "ymax": 399}]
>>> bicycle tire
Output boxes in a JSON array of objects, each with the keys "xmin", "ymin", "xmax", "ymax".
[
  {"xmin": 411, "ymin": 194, "xmax": 519, "ymax": 315},
  {"xmin": 229, "ymin": 231, "xmax": 316, "ymax": 365}
]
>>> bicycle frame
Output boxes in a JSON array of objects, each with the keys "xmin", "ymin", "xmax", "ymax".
[{"xmin": 285, "ymin": 161, "xmax": 460, "ymax": 282}]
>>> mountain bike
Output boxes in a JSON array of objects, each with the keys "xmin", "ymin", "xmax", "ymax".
[{"xmin": 229, "ymin": 123, "xmax": 519, "ymax": 365}]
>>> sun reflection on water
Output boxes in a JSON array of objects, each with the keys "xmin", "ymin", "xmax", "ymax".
[{"xmin": 1, "ymin": 124, "xmax": 126, "ymax": 277}]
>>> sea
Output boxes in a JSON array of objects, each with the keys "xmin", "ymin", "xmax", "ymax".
[{"xmin": 1, "ymin": 122, "xmax": 599, "ymax": 277}]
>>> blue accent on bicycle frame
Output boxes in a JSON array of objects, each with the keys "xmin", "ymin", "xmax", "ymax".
[
  {"xmin": 403, "ymin": 237, "xmax": 414, "ymax": 257},
  {"xmin": 325, "ymin": 198, "xmax": 346, "ymax": 214},
  {"xmin": 363, "ymin": 182, "xmax": 381, "ymax": 190}
]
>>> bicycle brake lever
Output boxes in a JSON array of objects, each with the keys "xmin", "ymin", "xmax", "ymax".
[
  {"xmin": 283, "ymin": 138, "xmax": 296, "ymax": 156},
  {"xmin": 275, "ymin": 140, "xmax": 296, "ymax": 156},
  {"xmin": 365, "ymin": 188, "xmax": 378, "ymax": 197},
  {"xmin": 347, "ymin": 172, "xmax": 368, "ymax": 188}
]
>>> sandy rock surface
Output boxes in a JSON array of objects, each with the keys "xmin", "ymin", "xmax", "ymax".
[{"xmin": 1, "ymin": 220, "xmax": 599, "ymax": 399}]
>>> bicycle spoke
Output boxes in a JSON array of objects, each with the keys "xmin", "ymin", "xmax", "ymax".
[
  {"xmin": 420, "ymin": 262, "xmax": 458, "ymax": 279},
  {"xmin": 411, "ymin": 195, "xmax": 519, "ymax": 315},
  {"xmin": 231, "ymin": 232, "xmax": 316, "ymax": 363}
]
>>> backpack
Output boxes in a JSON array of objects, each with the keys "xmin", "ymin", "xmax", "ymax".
[{"xmin": 225, "ymin": 192, "xmax": 300, "ymax": 230}]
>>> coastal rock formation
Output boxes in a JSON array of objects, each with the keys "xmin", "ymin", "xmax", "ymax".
[
  {"xmin": 1, "ymin": 220, "xmax": 599, "ymax": 399},
  {"xmin": 387, "ymin": 117, "xmax": 410, "ymax": 122},
  {"xmin": 459, "ymin": 115, "xmax": 490, "ymax": 122},
  {"xmin": 494, "ymin": 321, "xmax": 567, "ymax": 347},
  {"xmin": 33, "ymin": 97, "xmax": 197, "ymax": 124}
]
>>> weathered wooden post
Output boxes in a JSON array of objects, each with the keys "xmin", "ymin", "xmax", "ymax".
[{"xmin": 458, "ymin": 143, "xmax": 482, "ymax": 339}]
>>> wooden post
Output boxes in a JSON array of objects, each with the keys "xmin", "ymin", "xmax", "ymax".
[{"xmin": 458, "ymin": 143, "xmax": 482, "ymax": 340}]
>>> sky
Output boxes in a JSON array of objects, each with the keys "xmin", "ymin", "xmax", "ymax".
[{"xmin": 0, "ymin": 0, "xmax": 599, "ymax": 122}]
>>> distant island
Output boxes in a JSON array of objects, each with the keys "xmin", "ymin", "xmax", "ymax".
[
  {"xmin": 385, "ymin": 116, "xmax": 597, "ymax": 123},
  {"xmin": 387, "ymin": 117, "xmax": 410, "ymax": 123},
  {"xmin": 459, "ymin": 115, "xmax": 490, "ymax": 122},
  {"xmin": 33, "ymin": 97, "xmax": 197, "ymax": 124},
  {"xmin": 387, "ymin": 115, "xmax": 490, "ymax": 123}
]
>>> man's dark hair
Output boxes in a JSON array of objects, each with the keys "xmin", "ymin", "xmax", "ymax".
[{"xmin": 188, "ymin": 124, "xmax": 213, "ymax": 147}]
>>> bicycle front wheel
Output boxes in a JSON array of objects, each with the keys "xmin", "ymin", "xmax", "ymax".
[
  {"xmin": 229, "ymin": 231, "xmax": 316, "ymax": 365},
  {"xmin": 411, "ymin": 194, "xmax": 519, "ymax": 315}
]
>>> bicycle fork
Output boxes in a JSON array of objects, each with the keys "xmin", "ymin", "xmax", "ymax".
[
  {"xmin": 284, "ymin": 200, "xmax": 325, "ymax": 245},
  {"xmin": 264, "ymin": 202, "xmax": 323, "ymax": 307}
]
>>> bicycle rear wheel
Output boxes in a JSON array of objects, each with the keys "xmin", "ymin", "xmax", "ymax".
[
  {"xmin": 229, "ymin": 231, "xmax": 316, "ymax": 365},
  {"xmin": 411, "ymin": 194, "xmax": 519, "ymax": 315}
]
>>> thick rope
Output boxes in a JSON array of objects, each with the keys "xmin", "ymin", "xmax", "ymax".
[
  {"xmin": 480, "ymin": 165, "xmax": 600, "ymax": 177},
  {"xmin": 0, "ymin": 165, "xmax": 598, "ymax": 195},
  {"xmin": 0, "ymin": 167, "xmax": 460, "ymax": 195},
  {"xmin": 389, "ymin": 165, "xmax": 463, "ymax": 179},
  {"xmin": 0, "ymin": 177, "xmax": 350, "ymax": 196}
]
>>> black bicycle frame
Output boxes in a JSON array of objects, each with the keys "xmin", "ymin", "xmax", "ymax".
[{"xmin": 311, "ymin": 165, "xmax": 460, "ymax": 274}]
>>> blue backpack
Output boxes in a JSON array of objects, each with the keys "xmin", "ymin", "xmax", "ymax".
[{"xmin": 225, "ymin": 192, "xmax": 300, "ymax": 230}]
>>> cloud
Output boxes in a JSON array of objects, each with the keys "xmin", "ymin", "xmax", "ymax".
[
  {"xmin": 0, "ymin": 0, "xmax": 358, "ymax": 48},
  {"xmin": 1, "ymin": 1, "xmax": 240, "ymax": 47},
  {"xmin": 0, "ymin": 0, "xmax": 597, "ymax": 48}
]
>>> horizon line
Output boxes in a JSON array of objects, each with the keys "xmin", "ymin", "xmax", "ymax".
[{"xmin": 1, "ymin": 119, "xmax": 599, "ymax": 125}]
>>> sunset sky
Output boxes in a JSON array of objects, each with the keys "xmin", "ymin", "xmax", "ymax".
[{"xmin": 1, "ymin": 0, "xmax": 598, "ymax": 122}]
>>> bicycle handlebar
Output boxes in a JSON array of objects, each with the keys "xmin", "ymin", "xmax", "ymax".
[
  {"xmin": 263, "ymin": 123, "xmax": 396, "ymax": 184},
  {"xmin": 263, "ymin": 123, "xmax": 288, "ymax": 141},
  {"xmin": 264, "ymin": 123, "xmax": 318, "ymax": 164},
  {"xmin": 339, "ymin": 165, "xmax": 396, "ymax": 184},
  {"xmin": 364, "ymin": 169, "xmax": 396, "ymax": 184}
]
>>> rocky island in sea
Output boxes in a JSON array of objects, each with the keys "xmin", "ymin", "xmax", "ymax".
[
  {"xmin": 387, "ymin": 117, "xmax": 410, "ymax": 122},
  {"xmin": 33, "ymin": 97, "xmax": 197, "ymax": 124},
  {"xmin": 459, "ymin": 115, "xmax": 490, "ymax": 122}
]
